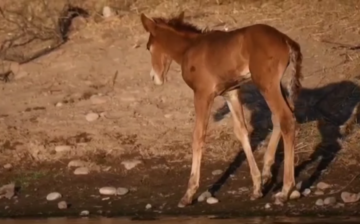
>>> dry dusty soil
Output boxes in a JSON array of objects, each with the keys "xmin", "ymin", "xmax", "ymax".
[{"xmin": 1, "ymin": 0, "xmax": 360, "ymax": 219}]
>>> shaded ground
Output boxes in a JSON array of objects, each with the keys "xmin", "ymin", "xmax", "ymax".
[
  {"xmin": 1, "ymin": 158, "xmax": 360, "ymax": 219},
  {"xmin": 1, "ymin": 0, "xmax": 360, "ymax": 219}
]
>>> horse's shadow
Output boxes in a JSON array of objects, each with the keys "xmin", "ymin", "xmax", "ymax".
[{"xmin": 207, "ymin": 77, "xmax": 360, "ymax": 197}]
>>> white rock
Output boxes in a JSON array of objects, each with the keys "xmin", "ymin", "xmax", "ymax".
[
  {"xmin": 3, "ymin": 163, "xmax": 12, "ymax": 170},
  {"xmin": 206, "ymin": 197, "xmax": 219, "ymax": 204},
  {"xmin": 55, "ymin": 102, "xmax": 63, "ymax": 107},
  {"xmin": 80, "ymin": 210, "xmax": 89, "ymax": 216},
  {"xmin": 68, "ymin": 160, "xmax": 87, "ymax": 168},
  {"xmin": 121, "ymin": 159, "xmax": 142, "ymax": 170},
  {"xmin": 73, "ymin": 167, "xmax": 89, "ymax": 175},
  {"xmin": 85, "ymin": 112, "xmax": 99, "ymax": 122},
  {"xmin": 211, "ymin": 169, "xmax": 222, "ymax": 176},
  {"xmin": 341, "ymin": 191, "xmax": 360, "ymax": 203},
  {"xmin": 324, "ymin": 196, "xmax": 337, "ymax": 205},
  {"xmin": 289, "ymin": 190, "xmax": 301, "ymax": 200},
  {"xmin": 116, "ymin": 187, "xmax": 129, "ymax": 196},
  {"xmin": 90, "ymin": 95, "xmax": 107, "ymax": 105},
  {"xmin": 314, "ymin": 190, "xmax": 324, "ymax": 195},
  {"xmin": 145, "ymin": 203, "xmax": 152, "ymax": 209},
  {"xmin": 265, "ymin": 203, "xmax": 271, "ymax": 209},
  {"xmin": 46, "ymin": 192, "xmax": 62, "ymax": 201},
  {"xmin": 99, "ymin": 187, "xmax": 117, "ymax": 195},
  {"xmin": 315, "ymin": 199, "xmax": 324, "ymax": 206},
  {"xmin": 102, "ymin": 6, "xmax": 115, "ymax": 18},
  {"xmin": 0, "ymin": 183, "xmax": 15, "ymax": 199},
  {"xmin": 55, "ymin": 145, "xmax": 71, "ymax": 153},
  {"xmin": 302, "ymin": 188, "xmax": 311, "ymax": 197},
  {"xmin": 198, "ymin": 191, "xmax": 212, "ymax": 202},
  {"xmin": 58, "ymin": 201, "xmax": 68, "ymax": 209},
  {"xmin": 316, "ymin": 182, "xmax": 331, "ymax": 190}
]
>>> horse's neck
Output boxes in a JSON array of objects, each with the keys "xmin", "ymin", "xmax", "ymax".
[{"xmin": 163, "ymin": 32, "xmax": 200, "ymax": 64}]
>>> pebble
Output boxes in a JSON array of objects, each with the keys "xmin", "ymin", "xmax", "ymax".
[
  {"xmin": 3, "ymin": 163, "xmax": 12, "ymax": 170},
  {"xmin": 164, "ymin": 114, "xmax": 172, "ymax": 119},
  {"xmin": 102, "ymin": 6, "xmax": 115, "ymax": 18},
  {"xmin": 55, "ymin": 102, "xmax": 63, "ymax": 107},
  {"xmin": 324, "ymin": 196, "xmax": 337, "ymax": 205},
  {"xmin": 341, "ymin": 191, "xmax": 360, "ymax": 203},
  {"xmin": 315, "ymin": 199, "xmax": 324, "ymax": 206},
  {"xmin": 68, "ymin": 160, "xmax": 87, "ymax": 168},
  {"xmin": 265, "ymin": 203, "xmax": 271, "ymax": 209},
  {"xmin": 73, "ymin": 167, "xmax": 90, "ymax": 175},
  {"xmin": 206, "ymin": 197, "xmax": 219, "ymax": 204},
  {"xmin": 302, "ymin": 188, "xmax": 311, "ymax": 197},
  {"xmin": 58, "ymin": 201, "xmax": 68, "ymax": 209},
  {"xmin": 116, "ymin": 187, "xmax": 129, "ymax": 196},
  {"xmin": 316, "ymin": 182, "xmax": 331, "ymax": 191},
  {"xmin": 90, "ymin": 95, "xmax": 107, "ymax": 105},
  {"xmin": 289, "ymin": 190, "xmax": 301, "ymax": 200},
  {"xmin": 85, "ymin": 112, "xmax": 99, "ymax": 122},
  {"xmin": 198, "ymin": 191, "xmax": 212, "ymax": 202},
  {"xmin": 99, "ymin": 187, "xmax": 117, "ymax": 196},
  {"xmin": 46, "ymin": 192, "xmax": 62, "ymax": 201},
  {"xmin": 55, "ymin": 145, "xmax": 71, "ymax": 153},
  {"xmin": 211, "ymin": 169, "xmax": 223, "ymax": 176},
  {"xmin": 314, "ymin": 190, "xmax": 324, "ymax": 196},
  {"xmin": 80, "ymin": 210, "xmax": 89, "ymax": 216},
  {"xmin": 121, "ymin": 159, "xmax": 143, "ymax": 170},
  {"xmin": 0, "ymin": 183, "xmax": 15, "ymax": 199},
  {"xmin": 145, "ymin": 203, "xmax": 152, "ymax": 209}
]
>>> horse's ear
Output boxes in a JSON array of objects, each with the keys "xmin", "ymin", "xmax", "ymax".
[
  {"xmin": 177, "ymin": 11, "xmax": 185, "ymax": 21},
  {"xmin": 140, "ymin": 13, "xmax": 157, "ymax": 36}
]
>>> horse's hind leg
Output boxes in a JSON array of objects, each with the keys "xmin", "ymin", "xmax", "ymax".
[
  {"xmin": 225, "ymin": 89, "xmax": 262, "ymax": 200},
  {"xmin": 260, "ymin": 80, "xmax": 297, "ymax": 204}
]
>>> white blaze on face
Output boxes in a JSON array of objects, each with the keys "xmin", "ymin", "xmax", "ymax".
[{"xmin": 149, "ymin": 45, "xmax": 163, "ymax": 85}]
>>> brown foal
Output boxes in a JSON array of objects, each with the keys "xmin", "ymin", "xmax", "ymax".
[{"xmin": 140, "ymin": 12, "xmax": 303, "ymax": 207}]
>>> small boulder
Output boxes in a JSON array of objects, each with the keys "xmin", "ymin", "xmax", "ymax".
[
  {"xmin": 55, "ymin": 145, "xmax": 71, "ymax": 153},
  {"xmin": 73, "ymin": 167, "xmax": 90, "ymax": 175},
  {"xmin": 85, "ymin": 112, "xmax": 99, "ymax": 122},
  {"xmin": 316, "ymin": 182, "xmax": 331, "ymax": 191},
  {"xmin": 206, "ymin": 197, "xmax": 219, "ymax": 204},
  {"xmin": 324, "ymin": 196, "xmax": 337, "ymax": 205},
  {"xmin": 46, "ymin": 192, "xmax": 62, "ymax": 201},
  {"xmin": 289, "ymin": 190, "xmax": 301, "ymax": 200},
  {"xmin": 315, "ymin": 198, "xmax": 324, "ymax": 206},
  {"xmin": 116, "ymin": 187, "xmax": 129, "ymax": 196},
  {"xmin": 58, "ymin": 201, "xmax": 68, "ymax": 209},
  {"xmin": 99, "ymin": 187, "xmax": 117, "ymax": 196},
  {"xmin": 341, "ymin": 191, "xmax": 360, "ymax": 203},
  {"xmin": 198, "ymin": 191, "xmax": 212, "ymax": 202}
]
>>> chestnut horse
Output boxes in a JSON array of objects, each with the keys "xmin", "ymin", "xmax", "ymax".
[{"xmin": 140, "ymin": 12, "xmax": 303, "ymax": 207}]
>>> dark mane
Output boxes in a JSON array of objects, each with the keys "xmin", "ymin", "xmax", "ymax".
[{"xmin": 152, "ymin": 16, "xmax": 207, "ymax": 34}]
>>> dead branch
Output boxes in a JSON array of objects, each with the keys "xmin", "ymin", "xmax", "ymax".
[
  {"xmin": 0, "ymin": 3, "xmax": 89, "ymax": 65},
  {"xmin": 321, "ymin": 39, "xmax": 360, "ymax": 51}
]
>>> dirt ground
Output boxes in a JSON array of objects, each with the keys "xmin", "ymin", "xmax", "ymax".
[{"xmin": 1, "ymin": 0, "xmax": 360, "ymax": 219}]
